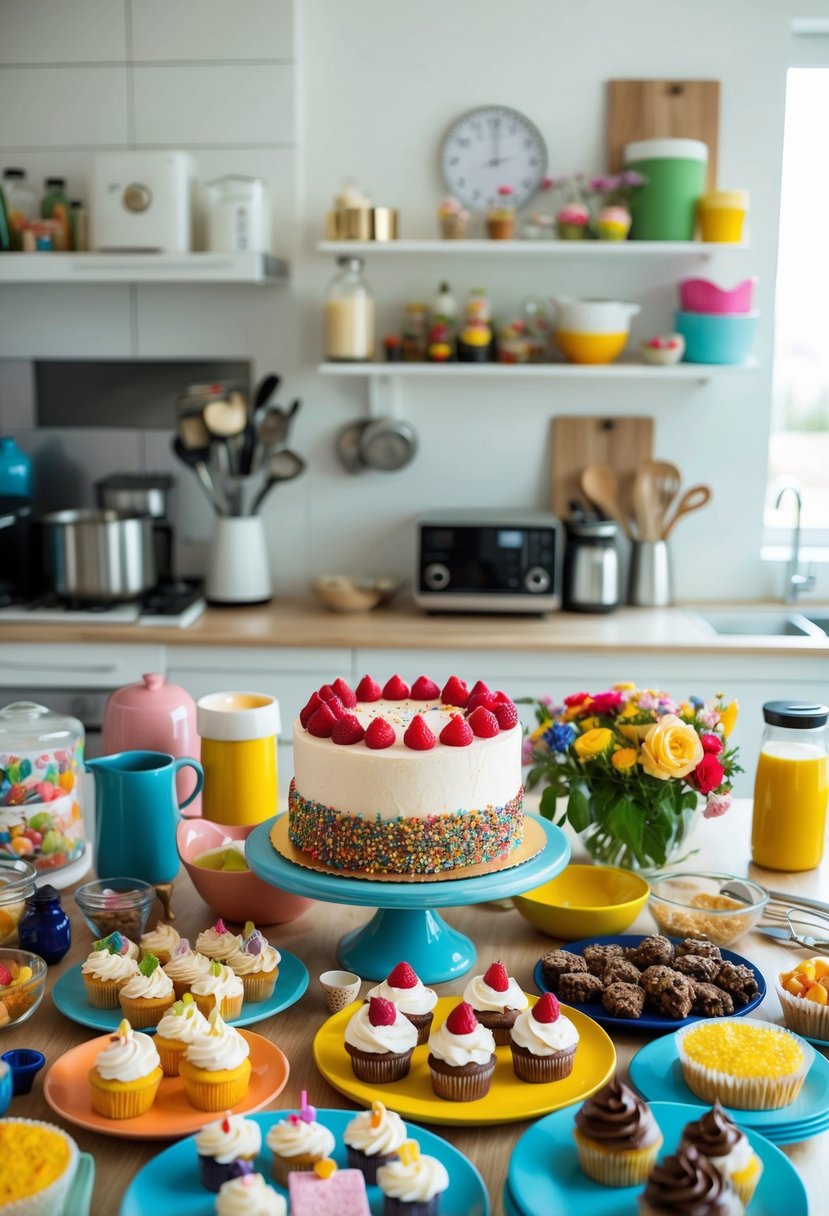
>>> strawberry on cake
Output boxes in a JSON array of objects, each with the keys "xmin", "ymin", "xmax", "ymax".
[{"xmin": 287, "ymin": 674, "xmax": 524, "ymax": 875}]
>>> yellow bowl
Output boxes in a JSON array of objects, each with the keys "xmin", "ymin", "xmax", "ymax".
[
  {"xmin": 554, "ymin": 329, "xmax": 629, "ymax": 364},
  {"xmin": 513, "ymin": 864, "xmax": 650, "ymax": 939}
]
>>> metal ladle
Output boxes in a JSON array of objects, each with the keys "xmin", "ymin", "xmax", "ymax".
[{"xmin": 250, "ymin": 449, "xmax": 306, "ymax": 515}]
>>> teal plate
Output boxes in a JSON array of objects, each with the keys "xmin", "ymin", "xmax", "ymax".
[
  {"xmin": 119, "ymin": 1108, "xmax": 489, "ymax": 1216},
  {"xmin": 629, "ymin": 1031, "xmax": 829, "ymax": 1143},
  {"xmin": 64, "ymin": 1153, "xmax": 94, "ymax": 1216},
  {"xmin": 52, "ymin": 949, "xmax": 309, "ymax": 1033},
  {"xmin": 507, "ymin": 1100, "xmax": 808, "ymax": 1216}
]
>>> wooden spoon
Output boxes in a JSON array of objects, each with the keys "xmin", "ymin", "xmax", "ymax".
[
  {"xmin": 632, "ymin": 465, "xmax": 662, "ymax": 542},
  {"xmin": 580, "ymin": 464, "xmax": 632, "ymax": 539},
  {"xmin": 662, "ymin": 484, "xmax": 712, "ymax": 539},
  {"xmin": 644, "ymin": 459, "xmax": 681, "ymax": 523}
]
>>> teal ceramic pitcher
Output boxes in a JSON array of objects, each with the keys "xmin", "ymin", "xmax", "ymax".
[{"xmin": 87, "ymin": 750, "xmax": 203, "ymax": 885}]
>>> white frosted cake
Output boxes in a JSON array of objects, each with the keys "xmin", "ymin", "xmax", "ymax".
[{"xmin": 287, "ymin": 673, "xmax": 524, "ymax": 875}]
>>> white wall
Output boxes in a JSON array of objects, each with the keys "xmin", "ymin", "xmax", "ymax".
[{"xmin": 2, "ymin": 0, "xmax": 829, "ymax": 603}]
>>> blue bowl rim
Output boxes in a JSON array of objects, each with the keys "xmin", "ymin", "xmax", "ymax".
[{"xmin": 675, "ymin": 309, "xmax": 759, "ymax": 322}]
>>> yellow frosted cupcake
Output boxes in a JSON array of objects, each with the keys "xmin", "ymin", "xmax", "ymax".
[
  {"xmin": 679, "ymin": 1100, "xmax": 763, "ymax": 1206},
  {"xmin": 675, "ymin": 1018, "xmax": 813, "ymax": 1110},
  {"xmin": 573, "ymin": 1076, "xmax": 663, "ymax": 1187},
  {"xmin": 163, "ymin": 938, "xmax": 211, "ymax": 1000},
  {"xmin": 179, "ymin": 1007, "xmax": 251, "ymax": 1111},
  {"xmin": 191, "ymin": 960, "xmax": 244, "ymax": 1020},
  {"xmin": 195, "ymin": 918, "xmax": 243, "ymax": 963},
  {"xmin": 81, "ymin": 932, "xmax": 138, "ymax": 1008},
  {"xmin": 225, "ymin": 922, "xmax": 281, "ymax": 1003},
  {"xmin": 118, "ymin": 954, "xmax": 175, "ymax": 1028},
  {"xmin": 89, "ymin": 1017, "xmax": 162, "ymax": 1119},
  {"xmin": 139, "ymin": 921, "xmax": 180, "ymax": 966},
  {"xmin": 153, "ymin": 993, "xmax": 210, "ymax": 1076}
]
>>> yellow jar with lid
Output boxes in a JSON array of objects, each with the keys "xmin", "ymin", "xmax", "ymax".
[
  {"xmin": 752, "ymin": 701, "xmax": 829, "ymax": 871},
  {"xmin": 698, "ymin": 190, "xmax": 749, "ymax": 242}
]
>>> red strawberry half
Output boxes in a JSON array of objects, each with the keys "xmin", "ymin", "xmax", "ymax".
[
  {"xmin": 440, "ymin": 676, "xmax": 469, "ymax": 708},
  {"xmin": 411, "ymin": 675, "xmax": 440, "ymax": 700},
  {"xmin": 387, "ymin": 961, "xmax": 419, "ymax": 989},
  {"xmin": 368, "ymin": 996, "xmax": 397, "ymax": 1026},
  {"xmin": 493, "ymin": 701, "xmax": 519, "ymax": 730},
  {"xmin": 532, "ymin": 993, "xmax": 560, "ymax": 1023},
  {"xmin": 332, "ymin": 678, "xmax": 357, "ymax": 709},
  {"xmin": 355, "ymin": 675, "xmax": 383, "ymax": 702},
  {"xmin": 331, "ymin": 714, "xmax": 365, "ymax": 746},
  {"xmin": 403, "ymin": 715, "xmax": 436, "ymax": 751},
  {"xmin": 439, "ymin": 714, "xmax": 473, "ymax": 747},
  {"xmin": 446, "ymin": 1001, "xmax": 479, "ymax": 1036},
  {"xmin": 466, "ymin": 691, "xmax": 497, "ymax": 714},
  {"xmin": 483, "ymin": 961, "xmax": 509, "ymax": 993},
  {"xmin": 383, "ymin": 674, "xmax": 410, "ymax": 700},
  {"xmin": 318, "ymin": 684, "xmax": 337, "ymax": 702},
  {"xmin": 468, "ymin": 707, "xmax": 500, "ymax": 738},
  {"xmin": 306, "ymin": 703, "xmax": 338, "ymax": 738},
  {"xmin": 299, "ymin": 691, "xmax": 322, "ymax": 728},
  {"xmin": 469, "ymin": 680, "xmax": 491, "ymax": 700},
  {"xmin": 365, "ymin": 718, "xmax": 395, "ymax": 749}
]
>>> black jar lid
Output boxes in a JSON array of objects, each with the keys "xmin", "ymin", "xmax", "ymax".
[{"xmin": 762, "ymin": 701, "xmax": 829, "ymax": 729}]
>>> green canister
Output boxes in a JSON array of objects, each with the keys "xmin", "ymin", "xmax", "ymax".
[{"xmin": 624, "ymin": 138, "xmax": 708, "ymax": 241}]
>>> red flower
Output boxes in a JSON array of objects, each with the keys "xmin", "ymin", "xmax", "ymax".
[
  {"xmin": 564, "ymin": 692, "xmax": 590, "ymax": 708},
  {"xmin": 700, "ymin": 733, "xmax": 723, "ymax": 755},
  {"xmin": 691, "ymin": 753, "xmax": 725, "ymax": 795},
  {"xmin": 588, "ymin": 690, "xmax": 624, "ymax": 715}
]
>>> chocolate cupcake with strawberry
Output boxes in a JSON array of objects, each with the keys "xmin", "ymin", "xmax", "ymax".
[
  {"xmin": 367, "ymin": 962, "xmax": 438, "ymax": 1046},
  {"xmin": 463, "ymin": 961, "xmax": 529, "ymax": 1045}
]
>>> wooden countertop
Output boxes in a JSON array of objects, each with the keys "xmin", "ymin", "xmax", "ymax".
[
  {"xmin": 1, "ymin": 599, "xmax": 829, "ymax": 655},
  {"xmin": 2, "ymin": 800, "xmax": 824, "ymax": 1213}
]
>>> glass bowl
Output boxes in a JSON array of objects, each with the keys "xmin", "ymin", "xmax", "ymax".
[
  {"xmin": 0, "ymin": 858, "xmax": 38, "ymax": 948},
  {"xmin": 648, "ymin": 871, "xmax": 768, "ymax": 947},
  {"xmin": 74, "ymin": 878, "xmax": 156, "ymax": 945},
  {"xmin": 0, "ymin": 948, "xmax": 47, "ymax": 1029}
]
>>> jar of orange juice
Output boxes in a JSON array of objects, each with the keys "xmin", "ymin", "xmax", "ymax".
[{"xmin": 752, "ymin": 701, "xmax": 829, "ymax": 871}]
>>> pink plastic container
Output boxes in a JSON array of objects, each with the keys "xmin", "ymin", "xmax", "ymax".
[{"xmin": 678, "ymin": 277, "xmax": 757, "ymax": 314}]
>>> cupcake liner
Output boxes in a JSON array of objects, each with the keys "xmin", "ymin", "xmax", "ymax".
[
  {"xmin": 345, "ymin": 1044, "xmax": 414, "ymax": 1084},
  {"xmin": 89, "ymin": 1069, "xmax": 162, "ymax": 1119},
  {"xmin": 271, "ymin": 1152, "xmax": 322, "ymax": 1188},
  {"xmin": 573, "ymin": 1128, "xmax": 663, "ymax": 1186},
  {"xmin": 676, "ymin": 1018, "xmax": 813, "ymax": 1111},
  {"xmin": 179, "ymin": 1059, "xmax": 251, "ymax": 1112},
  {"xmin": 82, "ymin": 978, "xmax": 121, "ymax": 1010},
  {"xmin": 475, "ymin": 1009, "xmax": 519, "ymax": 1047},
  {"xmin": 428, "ymin": 1055, "xmax": 496, "ymax": 1102},
  {"xmin": 198, "ymin": 1154, "xmax": 255, "ymax": 1193},
  {"xmin": 384, "ymin": 1200, "xmax": 438, "ymax": 1216},
  {"xmin": 239, "ymin": 970, "xmax": 277, "ymax": 1004},
  {"xmin": 776, "ymin": 982, "xmax": 829, "ymax": 1041},
  {"xmin": 117, "ymin": 993, "xmax": 175, "ymax": 1029},
  {"xmin": 346, "ymin": 1146, "xmax": 398, "ymax": 1185},
  {"xmin": 169, "ymin": 977, "xmax": 196, "ymax": 1001},
  {"xmin": 154, "ymin": 1037, "xmax": 187, "ymax": 1077},
  {"xmin": 403, "ymin": 1010, "xmax": 433, "ymax": 1047},
  {"xmin": 510, "ymin": 1043, "xmax": 576, "ymax": 1084}
]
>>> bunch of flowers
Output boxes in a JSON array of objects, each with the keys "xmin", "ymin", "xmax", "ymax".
[{"xmin": 522, "ymin": 684, "xmax": 741, "ymax": 871}]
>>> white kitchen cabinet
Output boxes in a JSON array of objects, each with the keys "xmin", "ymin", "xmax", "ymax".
[{"xmin": 0, "ymin": 642, "xmax": 164, "ymax": 690}]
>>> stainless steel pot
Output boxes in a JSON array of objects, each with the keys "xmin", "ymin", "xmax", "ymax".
[{"xmin": 42, "ymin": 509, "xmax": 156, "ymax": 602}]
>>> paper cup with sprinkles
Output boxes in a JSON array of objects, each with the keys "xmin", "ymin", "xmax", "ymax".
[{"xmin": 675, "ymin": 1018, "xmax": 813, "ymax": 1110}]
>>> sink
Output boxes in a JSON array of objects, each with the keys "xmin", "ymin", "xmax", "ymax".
[
  {"xmin": 693, "ymin": 611, "xmax": 827, "ymax": 638},
  {"xmin": 805, "ymin": 616, "xmax": 829, "ymax": 634}
]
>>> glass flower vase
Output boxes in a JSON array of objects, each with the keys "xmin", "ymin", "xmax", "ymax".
[{"xmin": 581, "ymin": 798, "xmax": 703, "ymax": 875}]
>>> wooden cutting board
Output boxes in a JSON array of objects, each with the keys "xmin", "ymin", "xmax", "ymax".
[
  {"xmin": 607, "ymin": 79, "xmax": 719, "ymax": 189},
  {"xmin": 551, "ymin": 415, "xmax": 654, "ymax": 523}
]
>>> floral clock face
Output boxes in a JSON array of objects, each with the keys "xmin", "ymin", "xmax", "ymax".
[{"xmin": 439, "ymin": 106, "xmax": 548, "ymax": 213}]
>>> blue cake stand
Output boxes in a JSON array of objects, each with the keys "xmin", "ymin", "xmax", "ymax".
[{"xmin": 246, "ymin": 815, "xmax": 570, "ymax": 983}]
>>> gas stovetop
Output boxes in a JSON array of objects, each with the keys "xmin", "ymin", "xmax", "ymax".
[{"xmin": 0, "ymin": 581, "xmax": 206, "ymax": 628}]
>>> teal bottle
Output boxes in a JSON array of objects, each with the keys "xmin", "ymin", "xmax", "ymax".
[{"xmin": 0, "ymin": 437, "xmax": 32, "ymax": 498}]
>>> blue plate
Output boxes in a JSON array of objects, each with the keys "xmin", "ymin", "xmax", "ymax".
[
  {"xmin": 503, "ymin": 1180, "xmax": 522, "ymax": 1216},
  {"xmin": 119, "ymin": 1108, "xmax": 490, "ymax": 1216},
  {"xmin": 64, "ymin": 1153, "xmax": 94, "ymax": 1216},
  {"xmin": 507, "ymin": 1100, "xmax": 808, "ymax": 1216},
  {"xmin": 629, "ymin": 1032, "xmax": 829, "ymax": 1143},
  {"xmin": 52, "ymin": 949, "xmax": 309, "ymax": 1034},
  {"xmin": 534, "ymin": 935, "xmax": 766, "ymax": 1033}
]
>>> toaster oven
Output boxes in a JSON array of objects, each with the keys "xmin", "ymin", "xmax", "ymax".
[{"xmin": 415, "ymin": 510, "xmax": 562, "ymax": 614}]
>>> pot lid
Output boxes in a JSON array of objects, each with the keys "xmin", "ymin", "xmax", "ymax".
[{"xmin": 105, "ymin": 674, "xmax": 197, "ymax": 716}]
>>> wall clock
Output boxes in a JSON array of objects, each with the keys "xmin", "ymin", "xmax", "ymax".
[{"xmin": 440, "ymin": 105, "xmax": 548, "ymax": 213}]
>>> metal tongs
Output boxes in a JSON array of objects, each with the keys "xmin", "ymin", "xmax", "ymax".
[{"xmin": 758, "ymin": 909, "xmax": 829, "ymax": 951}]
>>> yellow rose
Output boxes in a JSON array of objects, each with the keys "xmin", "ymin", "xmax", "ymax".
[
  {"xmin": 639, "ymin": 714, "xmax": 703, "ymax": 780},
  {"xmin": 720, "ymin": 700, "xmax": 739, "ymax": 738},
  {"xmin": 573, "ymin": 727, "xmax": 613, "ymax": 760},
  {"xmin": 579, "ymin": 716, "xmax": 600, "ymax": 732},
  {"xmin": 611, "ymin": 747, "xmax": 638, "ymax": 773}
]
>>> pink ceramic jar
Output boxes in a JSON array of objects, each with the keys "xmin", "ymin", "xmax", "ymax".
[{"xmin": 102, "ymin": 674, "xmax": 201, "ymax": 808}]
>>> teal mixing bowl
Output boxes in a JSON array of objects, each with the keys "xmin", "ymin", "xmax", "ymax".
[{"xmin": 675, "ymin": 309, "xmax": 758, "ymax": 364}]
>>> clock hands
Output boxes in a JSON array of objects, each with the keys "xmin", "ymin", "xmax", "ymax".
[{"xmin": 484, "ymin": 156, "xmax": 515, "ymax": 168}]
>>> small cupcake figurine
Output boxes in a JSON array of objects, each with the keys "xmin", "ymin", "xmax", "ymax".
[
  {"xmin": 216, "ymin": 1171, "xmax": 286, "ymax": 1216},
  {"xmin": 344, "ymin": 996, "xmax": 418, "ymax": 1084},
  {"xmin": 118, "ymin": 953, "xmax": 175, "ymax": 1029},
  {"xmin": 88, "ymin": 1017, "xmax": 162, "ymax": 1120},
  {"xmin": 179, "ymin": 1007, "xmax": 252, "ymax": 1112},
  {"xmin": 573, "ymin": 1075, "xmax": 663, "ymax": 1186},
  {"xmin": 163, "ymin": 938, "xmax": 211, "ymax": 1000},
  {"xmin": 596, "ymin": 204, "xmax": 632, "ymax": 240},
  {"xmin": 226, "ymin": 923, "xmax": 282, "ymax": 1003},
  {"xmin": 196, "ymin": 1111, "xmax": 263, "ymax": 1193},
  {"xmin": 556, "ymin": 202, "xmax": 590, "ymax": 239},
  {"xmin": 191, "ymin": 960, "xmax": 245, "ymax": 1021},
  {"xmin": 486, "ymin": 186, "xmax": 515, "ymax": 240},
  {"xmin": 266, "ymin": 1090, "xmax": 336, "ymax": 1187},
  {"xmin": 81, "ymin": 932, "xmax": 138, "ymax": 1009},
  {"xmin": 139, "ymin": 921, "xmax": 180, "ymax": 966},
  {"xmin": 367, "ymin": 961, "xmax": 437, "ymax": 1045},
  {"xmin": 196, "ymin": 918, "xmax": 244, "ymax": 963},
  {"xmin": 679, "ymin": 1100, "xmax": 763, "ymax": 1206},
  {"xmin": 154, "ymin": 993, "xmax": 209, "ymax": 1077},
  {"xmin": 344, "ymin": 1100, "xmax": 407, "ymax": 1184},
  {"xmin": 437, "ymin": 195, "xmax": 469, "ymax": 240},
  {"xmin": 376, "ymin": 1139, "xmax": 449, "ymax": 1216},
  {"xmin": 509, "ymin": 992, "xmax": 579, "ymax": 1084},
  {"xmin": 463, "ymin": 960, "xmax": 529, "ymax": 1045},
  {"xmin": 427, "ymin": 1001, "xmax": 496, "ymax": 1102}
]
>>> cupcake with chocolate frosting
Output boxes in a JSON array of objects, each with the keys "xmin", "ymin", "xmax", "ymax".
[
  {"xmin": 574, "ymin": 1075, "xmax": 663, "ymax": 1187},
  {"xmin": 640, "ymin": 1145, "xmax": 744, "ymax": 1216},
  {"xmin": 679, "ymin": 1101, "xmax": 762, "ymax": 1206}
]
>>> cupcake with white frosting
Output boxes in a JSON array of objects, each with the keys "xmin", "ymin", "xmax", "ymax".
[
  {"xmin": 180, "ymin": 1008, "xmax": 251, "ymax": 1112},
  {"xmin": 215, "ymin": 1172, "xmax": 286, "ymax": 1216},
  {"xmin": 344, "ymin": 1100, "xmax": 407, "ymax": 1184},
  {"xmin": 225, "ymin": 923, "xmax": 281, "ymax": 1003},
  {"xmin": 139, "ymin": 921, "xmax": 180, "ymax": 966},
  {"xmin": 344, "ymin": 996, "xmax": 418, "ymax": 1084},
  {"xmin": 196, "ymin": 918, "xmax": 244, "ymax": 963},
  {"xmin": 192, "ymin": 960, "xmax": 245, "ymax": 1021},
  {"xmin": 367, "ymin": 961, "xmax": 437, "ymax": 1045},
  {"xmin": 118, "ymin": 954, "xmax": 175, "ymax": 1028},
  {"xmin": 377, "ymin": 1139, "xmax": 449, "ymax": 1216},
  {"xmin": 196, "ymin": 1112, "xmax": 263, "ymax": 1193},
  {"xmin": 427, "ymin": 1001, "xmax": 496, "ymax": 1102},
  {"xmin": 509, "ymin": 992, "xmax": 579, "ymax": 1083},
  {"xmin": 88, "ymin": 1017, "xmax": 162, "ymax": 1119},
  {"xmin": 163, "ymin": 938, "xmax": 211, "ymax": 1000},
  {"xmin": 154, "ymin": 993, "xmax": 209, "ymax": 1076},
  {"xmin": 266, "ymin": 1091, "xmax": 336, "ymax": 1187},
  {"xmin": 462, "ymin": 960, "xmax": 529, "ymax": 1045},
  {"xmin": 81, "ymin": 934, "xmax": 139, "ymax": 1009}
]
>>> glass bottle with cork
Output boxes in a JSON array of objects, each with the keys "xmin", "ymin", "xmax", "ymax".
[{"xmin": 751, "ymin": 701, "xmax": 829, "ymax": 871}]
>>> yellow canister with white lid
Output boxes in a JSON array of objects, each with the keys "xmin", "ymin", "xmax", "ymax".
[
  {"xmin": 196, "ymin": 692, "xmax": 280, "ymax": 826},
  {"xmin": 698, "ymin": 190, "xmax": 749, "ymax": 243}
]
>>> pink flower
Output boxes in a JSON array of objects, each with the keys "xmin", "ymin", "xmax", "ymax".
[
  {"xmin": 541, "ymin": 176, "xmax": 554, "ymax": 191},
  {"xmin": 699, "ymin": 708, "xmax": 721, "ymax": 729},
  {"xmin": 638, "ymin": 692, "xmax": 658, "ymax": 712},
  {"xmin": 521, "ymin": 738, "xmax": 535, "ymax": 765},
  {"xmin": 700, "ymin": 733, "xmax": 723, "ymax": 755},
  {"xmin": 589, "ymin": 690, "xmax": 624, "ymax": 715},
  {"xmin": 704, "ymin": 791, "xmax": 732, "ymax": 819}
]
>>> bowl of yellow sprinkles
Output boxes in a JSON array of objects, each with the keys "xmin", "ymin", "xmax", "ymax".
[
  {"xmin": 675, "ymin": 1018, "xmax": 814, "ymax": 1110},
  {"xmin": 0, "ymin": 1118, "xmax": 78, "ymax": 1216}
]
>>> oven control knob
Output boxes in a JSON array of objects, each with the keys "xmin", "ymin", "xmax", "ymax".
[
  {"xmin": 424, "ymin": 562, "xmax": 450, "ymax": 591},
  {"xmin": 524, "ymin": 566, "xmax": 551, "ymax": 593},
  {"xmin": 123, "ymin": 183, "xmax": 152, "ymax": 212}
]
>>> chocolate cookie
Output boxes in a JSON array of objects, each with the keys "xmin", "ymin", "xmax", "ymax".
[
  {"xmin": 558, "ymin": 971, "xmax": 604, "ymax": 1004},
  {"xmin": 691, "ymin": 981, "xmax": 735, "ymax": 1018},
  {"xmin": 641, "ymin": 964, "xmax": 694, "ymax": 1019},
  {"xmin": 625, "ymin": 935, "xmax": 675, "ymax": 970},
  {"xmin": 602, "ymin": 982, "xmax": 645, "ymax": 1019},
  {"xmin": 602, "ymin": 959, "xmax": 642, "ymax": 988},
  {"xmin": 673, "ymin": 954, "xmax": 721, "ymax": 983},
  {"xmin": 582, "ymin": 943, "xmax": 625, "ymax": 978},
  {"xmin": 675, "ymin": 938, "xmax": 722, "ymax": 961},
  {"xmin": 539, "ymin": 949, "xmax": 587, "ymax": 992},
  {"xmin": 715, "ymin": 961, "xmax": 759, "ymax": 1006}
]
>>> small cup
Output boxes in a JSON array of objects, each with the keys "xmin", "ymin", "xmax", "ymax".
[
  {"xmin": 2, "ymin": 1049, "xmax": 45, "ymax": 1096},
  {"xmin": 320, "ymin": 970, "xmax": 361, "ymax": 1013}
]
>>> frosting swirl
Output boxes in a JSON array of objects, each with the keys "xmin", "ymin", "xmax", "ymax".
[
  {"xmin": 191, "ymin": 963, "xmax": 243, "ymax": 1003},
  {"xmin": 155, "ymin": 1002, "xmax": 209, "ymax": 1043},
  {"xmin": 196, "ymin": 1114, "xmax": 262, "ymax": 1163},
  {"xmin": 82, "ymin": 950, "xmax": 138, "ymax": 983},
  {"xmin": 575, "ymin": 1077, "xmax": 659, "ymax": 1148},
  {"xmin": 680, "ymin": 1101, "xmax": 755, "ymax": 1178},
  {"xmin": 196, "ymin": 924, "xmax": 243, "ymax": 961},
  {"xmin": 95, "ymin": 1022, "xmax": 160, "ymax": 1082},
  {"xmin": 510, "ymin": 1006, "xmax": 579, "ymax": 1057},
  {"xmin": 344, "ymin": 1102, "xmax": 407, "ymax": 1156},
  {"xmin": 215, "ymin": 1174, "xmax": 286, "ymax": 1216},
  {"xmin": 344, "ymin": 1003, "xmax": 418, "ymax": 1055},
  {"xmin": 119, "ymin": 965, "xmax": 174, "ymax": 1000},
  {"xmin": 427, "ymin": 1017, "xmax": 495, "ymax": 1066},
  {"xmin": 140, "ymin": 923, "xmax": 180, "ymax": 955},
  {"xmin": 164, "ymin": 940, "xmax": 211, "ymax": 983},
  {"xmin": 376, "ymin": 1155, "xmax": 449, "ymax": 1203},
  {"xmin": 265, "ymin": 1115, "xmax": 336, "ymax": 1159},
  {"xmin": 642, "ymin": 1146, "xmax": 736, "ymax": 1216},
  {"xmin": 226, "ymin": 943, "xmax": 281, "ymax": 976},
  {"xmin": 185, "ymin": 1011, "xmax": 250, "ymax": 1072},
  {"xmin": 367, "ymin": 977, "xmax": 437, "ymax": 1015},
  {"xmin": 463, "ymin": 973, "xmax": 528, "ymax": 1013}
]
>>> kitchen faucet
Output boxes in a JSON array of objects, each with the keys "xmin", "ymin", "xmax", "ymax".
[{"xmin": 776, "ymin": 485, "xmax": 816, "ymax": 603}]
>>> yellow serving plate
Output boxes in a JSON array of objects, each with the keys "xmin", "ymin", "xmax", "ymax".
[{"xmin": 313, "ymin": 993, "xmax": 616, "ymax": 1126}]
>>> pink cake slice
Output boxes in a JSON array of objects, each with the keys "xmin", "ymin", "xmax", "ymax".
[{"xmin": 288, "ymin": 1169, "xmax": 370, "ymax": 1216}]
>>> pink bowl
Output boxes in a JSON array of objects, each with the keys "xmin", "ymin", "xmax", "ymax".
[
  {"xmin": 678, "ymin": 277, "xmax": 757, "ymax": 314},
  {"xmin": 176, "ymin": 818, "xmax": 312, "ymax": 926}
]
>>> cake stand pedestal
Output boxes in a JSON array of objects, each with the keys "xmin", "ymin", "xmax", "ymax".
[{"xmin": 246, "ymin": 816, "xmax": 570, "ymax": 983}]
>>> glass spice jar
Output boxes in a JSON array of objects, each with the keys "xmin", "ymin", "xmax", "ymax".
[{"xmin": 18, "ymin": 884, "xmax": 71, "ymax": 964}]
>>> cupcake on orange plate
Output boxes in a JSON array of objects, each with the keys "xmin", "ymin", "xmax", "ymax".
[
  {"xmin": 118, "ymin": 953, "xmax": 175, "ymax": 1028},
  {"xmin": 139, "ymin": 921, "xmax": 180, "ymax": 966},
  {"xmin": 191, "ymin": 960, "xmax": 245, "ymax": 1021},
  {"xmin": 367, "ymin": 961, "xmax": 438, "ymax": 1045},
  {"xmin": 88, "ymin": 1017, "xmax": 163, "ymax": 1119},
  {"xmin": 573, "ymin": 1075, "xmax": 663, "ymax": 1187},
  {"xmin": 427, "ymin": 1001, "xmax": 496, "ymax": 1102},
  {"xmin": 154, "ymin": 993, "xmax": 210, "ymax": 1076},
  {"xmin": 463, "ymin": 960, "xmax": 529, "ymax": 1046},
  {"xmin": 179, "ymin": 1007, "xmax": 251, "ymax": 1112},
  {"xmin": 196, "ymin": 1112, "xmax": 263, "ymax": 1192},
  {"xmin": 509, "ymin": 992, "xmax": 579, "ymax": 1083},
  {"xmin": 679, "ymin": 1100, "xmax": 763, "ymax": 1206},
  {"xmin": 163, "ymin": 938, "xmax": 211, "ymax": 1000},
  {"xmin": 266, "ymin": 1090, "xmax": 336, "ymax": 1187},
  {"xmin": 196, "ymin": 918, "xmax": 243, "ymax": 963},
  {"xmin": 344, "ymin": 996, "xmax": 418, "ymax": 1084},
  {"xmin": 376, "ymin": 1139, "xmax": 449, "ymax": 1216},
  {"xmin": 344, "ymin": 1100, "xmax": 407, "ymax": 1184},
  {"xmin": 81, "ymin": 931, "xmax": 138, "ymax": 1009},
  {"xmin": 225, "ymin": 923, "xmax": 281, "ymax": 1003}
]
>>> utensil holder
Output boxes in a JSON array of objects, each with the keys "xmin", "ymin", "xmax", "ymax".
[
  {"xmin": 629, "ymin": 540, "xmax": 672, "ymax": 607},
  {"xmin": 205, "ymin": 516, "xmax": 272, "ymax": 605}
]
